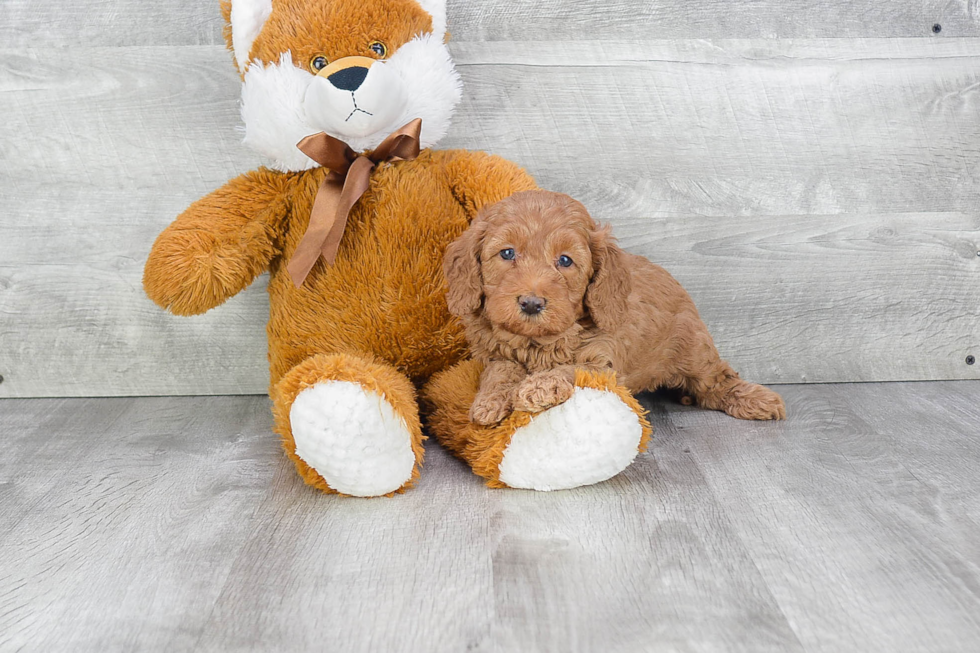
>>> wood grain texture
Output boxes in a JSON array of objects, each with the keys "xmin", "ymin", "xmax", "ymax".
[
  {"xmin": 0, "ymin": 396, "xmax": 281, "ymax": 651},
  {"xmin": 2, "ymin": 36, "xmax": 979, "ymax": 396},
  {"xmin": 1, "ymin": 0, "xmax": 976, "ymax": 48},
  {"xmin": 2, "ymin": 383, "xmax": 980, "ymax": 651},
  {"xmin": 671, "ymin": 383, "xmax": 980, "ymax": 652},
  {"xmin": 446, "ymin": 2, "xmax": 979, "ymax": 41},
  {"xmin": 191, "ymin": 446, "xmax": 497, "ymax": 652},
  {"xmin": 450, "ymin": 39, "xmax": 980, "ymax": 217},
  {"xmin": 0, "ymin": 46, "xmax": 268, "ymax": 397},
  {"xmin": 489, "ymin": 434, "xmax": 804, "ymax": 652}
]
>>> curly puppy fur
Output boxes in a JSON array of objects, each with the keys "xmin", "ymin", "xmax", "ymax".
[{"xmin": 443, "ymin": 190, "xmax": 786, "ymax": 425}]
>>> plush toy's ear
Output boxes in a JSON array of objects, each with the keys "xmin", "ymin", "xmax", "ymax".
[
  {"xmin": 224, "ymin": 0, "xmax": 274, "ymax": 73},
  {"xmin": 585, "ymin": 225, "xmax": 633, "ymax": 332},
  {"xmin": 415, "ymin": 0, "xmax": 447, "ymax": 39},
  {"xmin": 443, "ymin": 218, "xmax": 487, "ymax": 317}
]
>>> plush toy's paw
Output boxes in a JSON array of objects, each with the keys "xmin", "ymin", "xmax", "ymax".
[
  {"xmin": 470, "ymin": 392, "xmax": 512, "ymax": 426},
  {"xmin": 512, "ymin": 370, "xmax": 575, "ymax": 413},
  {"xmin": 424, "ymin": 362, "xmax": 652, "ymax": 492},
  {"xmin": 143, "ymin": 228, "xmax": 258, "ymax": 316},
  {"xmin": 289, "ymin": 381, "xmax": 417, "ymax": 496},
  {"xmin": 499, "ymin": 386, "xmax": 647, "ymax": 491},
  {"xmin": 274, "ymin": 353, "xmax": 424, "ymax": 497},
  {"xmin": 723, "ymin": 381, "xmax": 787, "ymax": 421}
]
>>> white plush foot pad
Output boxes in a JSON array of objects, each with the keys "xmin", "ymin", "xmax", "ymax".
[
  {"xmin": 498, "ymin": 388, "xmax": 643, "ymax": 491},
  {"xmin": 289, "ymin": 381, "xmax": 416, "ymax": 497}
]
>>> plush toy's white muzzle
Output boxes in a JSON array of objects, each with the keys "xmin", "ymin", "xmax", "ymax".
[
  {"xmin": 239, "ymin": 35, "xmax": 460, "ymax": 170},
  {"xmin": 304, "ymin": 56, "xmax": 408, "ymax": 140}
]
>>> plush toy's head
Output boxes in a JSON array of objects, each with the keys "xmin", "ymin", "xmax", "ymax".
[{"xmin": 220, "ymin": 0, "xmax": 460, "ymax": 171}]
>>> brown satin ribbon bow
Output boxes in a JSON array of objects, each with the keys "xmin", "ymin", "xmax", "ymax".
[{"xmin": 286, "ymin": 118, "xmax": 423, "ymax": 288}]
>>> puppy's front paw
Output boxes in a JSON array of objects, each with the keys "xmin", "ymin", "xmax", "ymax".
[
  {"xmin": 470, "ymin": 393, "xmax": 512, "ymax": 426},
  {"xmin": 513, "ymin": 371, "xmax": 575, "ymax": 413}
]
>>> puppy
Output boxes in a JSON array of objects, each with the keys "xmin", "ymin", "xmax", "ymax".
[{"xmin": 443, "ymin": 190, "xmax": 786, "ymax": 426}]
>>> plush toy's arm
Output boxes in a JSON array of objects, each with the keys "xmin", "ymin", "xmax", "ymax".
[
  {"xmin": 143, "ymin": 169, "xmax": 291, "ymax": 316},
  {"xmin": 439, "ymin": 150, "xmax": 538, "ymax": 219}
]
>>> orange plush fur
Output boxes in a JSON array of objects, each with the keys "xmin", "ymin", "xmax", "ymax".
[
  {"xmin": 223, "ymin": 0, "xmax": 434, "ymax": 76},
  {"xmin": 144, "ymin": 0, "xmax": 538, "ymax": 495},
  {"xmin": 443, "ymin": 190, "xmax": 787, "ymax": 424}
]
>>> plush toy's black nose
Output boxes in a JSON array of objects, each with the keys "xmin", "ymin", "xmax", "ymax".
[
  {"xmin": 328, "ymin": 66, "xmax": 369, "ymax": 91},
  {"xmin": 519, "ymin": 296, "xmax": 546, "ymax": 316}
]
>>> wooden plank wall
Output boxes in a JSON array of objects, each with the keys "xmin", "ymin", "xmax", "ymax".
[{"xmin": 1, "ymin": 1, "xmax": 978, "ymax": 397}]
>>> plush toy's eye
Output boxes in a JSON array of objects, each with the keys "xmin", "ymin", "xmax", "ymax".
[
  {"xmin": 557, "ymin": 255, "xmax": 574, "ymax": 268},
  {"xmin": 310, "ymin": 55, "xmax": 329, "ymax": 72},
  {"xmin": 369, "ymin": 41, "xmax": 388, "ymax": 58},
  {"xmin": 500, "ymin": 248, "xmax": 516, "ymax": 261}
]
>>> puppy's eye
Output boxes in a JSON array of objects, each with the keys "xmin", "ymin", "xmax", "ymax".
[
  {"xmin": 310, "ymin": 55, "xmax": 329, "ymax": 72},
  {"xmin": 369, "ymin": 41, "xmax": 388, "ymax": 58},
  {"xmin": 557, "ymin": 255, "xmax": 574, "ymax": 268},
  {"xmin": 500, "ymin": 248, "xmax": 516, "ymax": 261}
]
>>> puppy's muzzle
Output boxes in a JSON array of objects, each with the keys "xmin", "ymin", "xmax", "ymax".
[{"xmin": 519, "ymin": 295, "xmax": 546, "ymax": 316}]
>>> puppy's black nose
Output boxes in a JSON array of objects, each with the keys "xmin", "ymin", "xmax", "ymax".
[
  {"xmin": 519, "ymin": 295, "xmax": 546, "ymax": 315},
  {"xmin": 328, "ymin": 66, "xmax": 369, "ymax": 91}
]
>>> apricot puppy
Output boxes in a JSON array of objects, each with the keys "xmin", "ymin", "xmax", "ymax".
[{"xmin": 444, "ymin": 190, "xmax": 786, "ymax": 425}]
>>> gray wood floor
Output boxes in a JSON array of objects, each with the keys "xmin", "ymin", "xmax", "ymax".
[{"xmin": 1, "ymin": 381, "xmax": 979, "ymax": 652}]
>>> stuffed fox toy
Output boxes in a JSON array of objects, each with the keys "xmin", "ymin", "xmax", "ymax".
[{"xmin": 144, "ymin": 0, "xmax": 651, "ymax": 496}]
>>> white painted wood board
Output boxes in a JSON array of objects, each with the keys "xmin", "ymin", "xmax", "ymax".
[
  {"xmin": 2, "ymin": 0, "xmax": 975, "ymax": 46},
  {"xmin": 0, "ymin": 29, "xmax": 978, "ymax": 396}
]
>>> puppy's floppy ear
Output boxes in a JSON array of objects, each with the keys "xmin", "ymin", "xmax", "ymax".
[
  {"xmin": 444, "ymin": 218, "xmax": 487, "ymax": 316},
  {"xmin": 585, "ymin": 225, "xmax": 632, "ymax": 331}
]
